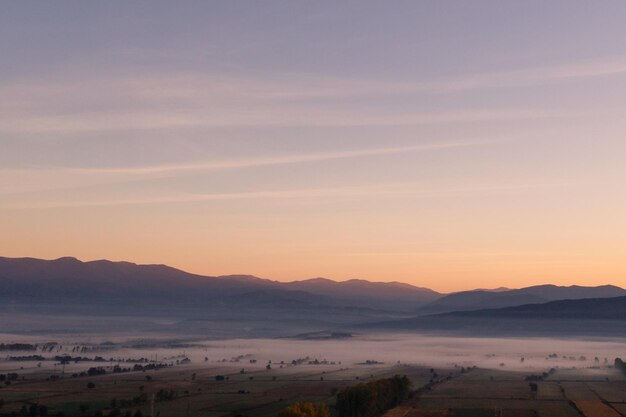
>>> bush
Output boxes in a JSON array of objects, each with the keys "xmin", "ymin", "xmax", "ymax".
[{"xmin": 279, "ymin": 402, "xmax": 329, "ymax": 417}]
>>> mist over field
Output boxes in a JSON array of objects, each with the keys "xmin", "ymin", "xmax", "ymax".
[
  {"xmin": 4, "ymin": 326, "xmax": 626, "ymax": 416},
  {"xmin": 3, "ymin": 332, "xmax": 625, "ymax": 373}
]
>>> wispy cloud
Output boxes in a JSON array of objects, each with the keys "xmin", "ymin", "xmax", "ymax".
[
  {"xmin": 1, "ymin": 55, "xmax": 624, "ymax": 135},
  {"xmin": 1, "ymin": 180, "xmax": 572, "ymax": 210},
  {"xmin": 418, "ymin": 56, "xmax": 626, "ymax": 92},
  {"xmin": 6, "ymin": 139, "xmax": 497, "ymax": 176},
  {"xmin": 113, "ymin": 55, "xmax": 626, "ymax": 100},
  {"xmin": 0, "ymin": 138, "xmax": 503, "ymax": 196},
  {"xmin": 0, "ymin": 106, "xmax": 562, "ymax": 135}
]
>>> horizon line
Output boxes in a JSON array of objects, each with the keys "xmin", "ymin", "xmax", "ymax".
[{"xmin": 1, "ymin": 254, "xmax": 622, "ymax": 294}]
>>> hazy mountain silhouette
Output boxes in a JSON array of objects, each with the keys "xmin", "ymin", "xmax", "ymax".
[
  {"xmin": 2, "ymin": 256, "xmax": 624, "ymax": 337},
  {"xmin": 366, "ymin": 296, "xmax": 626, "ymax": 337},
  {"xmin": 0, "ymin": 256, "xmax": 439, "ymax": 312},
  {"xmin": 0, "ymin": 256, "xmax": 435, "ymax": 336},
  {"xmin": 284, "ymin": 277, "xmax": 440, "ymax": 311},
  {"xmin": 416, "ymin": 284, "xmax": 626, "ymax": 314},
  {"xmin": 441, "ymin": 295, "xmax": 626, "ymax": 319},
  {"xmin": 0, "ymin": 256, "xmax": 272, "ymax": 303}
]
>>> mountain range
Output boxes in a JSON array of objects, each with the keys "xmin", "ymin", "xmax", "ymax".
[
  {"xmin": 1, "ymin": 256, "xmax": 625, "ymax": 337},
  {"xmin": 366, "ymin": 295, "xmax": 626, "ymax": 337},
  {"xmin": 0, "ymin": 256, "xmax": 438, "ymax": 311},
  {"xmin": 416, "ymin": 284, "xmax": 626, "ymax": 314}
]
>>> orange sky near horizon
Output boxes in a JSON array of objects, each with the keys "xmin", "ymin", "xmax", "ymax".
[{"xmin": 4, "ymin": 169, "xmax": 626, "ymax": 293}]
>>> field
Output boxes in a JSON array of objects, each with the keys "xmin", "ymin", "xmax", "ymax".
[
  {"xmin": 2, "ymin": 334, "xmax": 626, "ymax": 417},
  {"xmin": 389, "ymin": 366, "xmax": 626, "ymax": 417},
  {"xmin": 0, "ymin": 339, "xmax": 436, "ymax": 417},
  {"xmin": 0, "ymin": 363, "xmax": 436, "ymax": 417}
]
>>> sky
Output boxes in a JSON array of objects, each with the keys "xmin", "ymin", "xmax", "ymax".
[{"xmin": 2, "ymin": 1, "xmax": 626, "ymax": 292}]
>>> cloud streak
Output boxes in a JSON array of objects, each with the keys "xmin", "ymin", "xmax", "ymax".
[
  {"xmin": 0, "ymin": 106, "xmax": 562, "ymax": 135},
  {"xmin": 0, "ymin": 138, "xmax": 501, "ymax": 196},
  {"xmin": 1, "ymin": 56, "xmax": 625, "ymax": 135},
  {"xmin": 1, "ymin": 180, "xmax": 572, "ymax": 210},
  {"xmin": 19, "ymin": 139, "xmax": 498, "ymax": 176}
]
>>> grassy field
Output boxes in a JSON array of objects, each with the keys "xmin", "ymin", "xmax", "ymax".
[
  {"xmin": 387, "ymin": 366, "xmax": 626, "ymax": 417},
  {"xmin": 3, "ymin": 335, "xmax": 626, "ymax": 417},
  {"xmin": 0, "ymin": 358, "xmax": 435, "ymax": 417}
]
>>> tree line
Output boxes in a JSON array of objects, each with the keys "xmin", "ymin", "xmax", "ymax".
[{"xmin": 277, "ymin": 375, "xmax": 412, "ymax": 417}]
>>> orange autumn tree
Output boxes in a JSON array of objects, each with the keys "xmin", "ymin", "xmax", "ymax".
[{"xmin": 278, "ymin": 402, "xmax": 330, "ymax": 417}]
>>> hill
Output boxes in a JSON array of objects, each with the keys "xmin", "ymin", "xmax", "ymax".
[
  {"xmin": 284, "ymin": 277, "xmax": 440, "ymax": 311},
  {"xmin": 366, "ymin": 296, "xmax": 626, "ymax": 337},
  {"xmin": 0, "ymin": 256, "xmax": 438, "ymax": 337},
  {"xmin": 442, "ymin": 295, "xmax": 626, "ymax": 320},
  {"xmin": 417, "ymin": 284, "xmax": 626, "ymax": 314},
  {"xmin": 2, "ymin": 256, "xmax": 624, "ymax": 338},
  {"xmin": 0, "ymin": 256, "xmax": 439, "ymax": 309}
]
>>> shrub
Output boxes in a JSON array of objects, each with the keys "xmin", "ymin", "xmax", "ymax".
[{"xmin": 279, "ymin": 402, "xmax": 330, "ymax": 417}]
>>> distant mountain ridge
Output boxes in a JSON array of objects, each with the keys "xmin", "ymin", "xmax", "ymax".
[
  {"xmin": 364, "ymin": 295, "xmax": 626, "ymax": 337},
  {"xmin": 0, "ymin": 256, "xmax": 439, "ymax": 312},
  {"xmin": 1, "ymin": 256, "xmax": 625, "ymax": 338},
  {"xmin": 282, "ymin": 277, "xmax": 440, "ymax": 311},
  {"xmin": 416, "ymin": 284, "xmax": 626, "ymax": 314},
  {"xmin": 440, "ymin": 295, "xmax": 626, "ymax": 320},
  {"xmin": 1, "ymin": 257, "xmax": 623, "ymax": 312}
]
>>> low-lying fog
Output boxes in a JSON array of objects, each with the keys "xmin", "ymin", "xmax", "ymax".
[{"xmin": 2, "ymin": 332, "xmax": 625, "ymax": 373}]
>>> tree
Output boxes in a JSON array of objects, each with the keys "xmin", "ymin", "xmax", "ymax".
[
  {"xmin": 336, "ymin": 375, "xmax": 411, "ymax": 417},
  {"xmin": 279, "ymin": 402, "xmax": 330, "ymax": 417}
]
